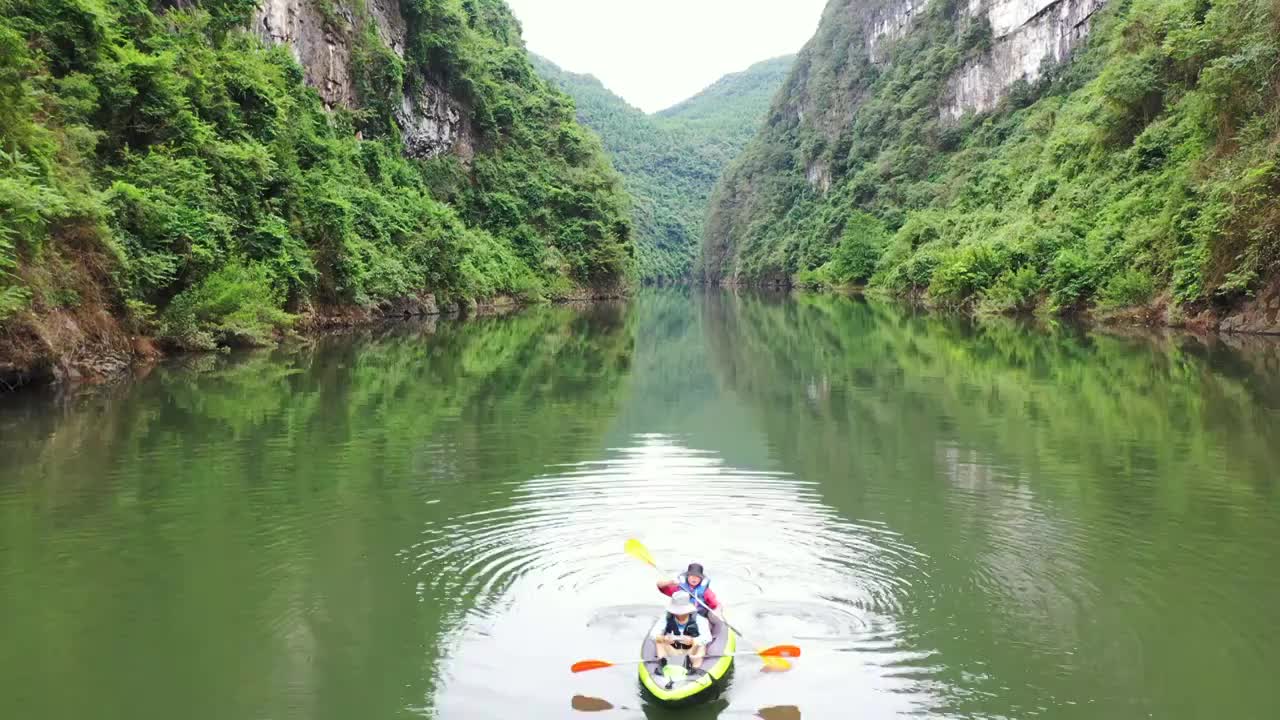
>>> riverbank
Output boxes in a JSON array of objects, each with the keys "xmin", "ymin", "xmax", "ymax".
[
  {"xmin": 8, "ymin": 275, "xmax": 1276, "ymax": 394},
  {"xmin": 724, "ymin": 275, "xmax": 1280, "ymax": 338},
  {"xmin": 0, "ymin": 286, "xmax": 627, "ymax": 394}
]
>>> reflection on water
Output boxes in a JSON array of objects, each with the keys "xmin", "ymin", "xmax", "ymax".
[
  {"xmin": 572, "ymin": 695, "xmax": 615, "ymax": 712},
  {"xmin": 2, "ymin": 290, "xmax": 1279, "ymax": 720},
  {"xmin": 699, "ymin": 291, "xmax": 1280, "ymax": 719}
]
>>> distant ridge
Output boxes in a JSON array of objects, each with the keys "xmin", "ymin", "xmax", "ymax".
[{"xmin": 534, "ymin": 55, "xmax": 794, "ymax": 281}]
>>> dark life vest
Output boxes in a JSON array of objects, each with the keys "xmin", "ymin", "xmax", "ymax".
[{"xmin": 663, "ymin": 614, "xmax": 700, "ymax": 649}]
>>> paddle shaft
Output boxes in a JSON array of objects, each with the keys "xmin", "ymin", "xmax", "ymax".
[
  {"xmin": 655, "ymin": 565, "xmax": 751, "ymax": 644},
  {"xmin": 627, "ymin": 538, "xmax": 791, "ymax": 666},
  {"xmin": 645, "ymin": 562, "xmax": 740, "ymax": 636},
  {"xmin": 640, "ymin": 550, "xmax": 754, "ymax": 645},
  {"xmin": 655, "ymin": 566, "xmax": 792, "ymax": 670},
  {"xmin": 691, "ymin": 592, "xmax": 746, "ymax": 640},
  {"xmin": 576, "ymin": 649, "xmax": 778, "ymax": 671}
]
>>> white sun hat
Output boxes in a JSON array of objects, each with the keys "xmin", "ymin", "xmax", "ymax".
[{"xmin": 666, "ymin": 590, "xmax": 697, "ymax": 615}]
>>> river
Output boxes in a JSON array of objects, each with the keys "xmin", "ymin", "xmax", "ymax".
[{"xmin": 2, "ymin": 290, "xmax": 1279, "ymax": 719}]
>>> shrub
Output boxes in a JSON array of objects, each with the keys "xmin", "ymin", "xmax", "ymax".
[
  {"xmin": 1046, "ymin": 248, "xmax": 1098, "ymax": 310},
  {"xmin": 979, "ymin": 265, "xmax": 1042, "ymax": 314},
  {"xmin": 888, "ymin": 243, "xmax": 945, "ymax": 292},
  {"xmin": 826, "ymin": 211, "xmax": 888, "ymax": 284},
  {"xmin": 161, "ymin": 262, "xmax": 293, "ymax": 349},
  {"xmin": 929, "ymin": 243, "xmax": 1007, "ymax": 304},
  {"xmin": 1096, "ymin": 48, "xmax": 1165, "ymax": 145},
  {"xmin": 0, "ymin": 285, "xmax": 32, "ymax": 321},
  {"xmin": 0, "ymin": 171, "xmax": 71, "ymax": 255},
  {"xmin": 1099, "ymin": 268, "xmax": 1157, "ymax": 308}
]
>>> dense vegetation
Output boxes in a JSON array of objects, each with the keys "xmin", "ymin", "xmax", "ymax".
[
  {"xmin": 534, "ymin": 55, "xmax": 791, "ymax": 282},
  {"xmin": 0, "ymin": 0, "xmax": 631, "ymax": 352},
  {"xmin": 706, "ymin": 0, "xmax": 1280, "ymax": 319}
]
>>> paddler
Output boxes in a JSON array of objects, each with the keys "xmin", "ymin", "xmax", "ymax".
[
  {"xmin": 652, "ymin": 590, "xmax": 712, "ymax": 676},
  {"xmin": 656, "ymin": 562, "xmax": 721, "ymax": 617}
]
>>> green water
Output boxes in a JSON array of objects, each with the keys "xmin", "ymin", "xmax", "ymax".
[{"xmin": 2, "ymin": 291, "xmax": 1279, "ymax": 719}]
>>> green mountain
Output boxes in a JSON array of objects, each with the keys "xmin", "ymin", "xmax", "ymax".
[
  {"xmin": 657, "ymin": 56, "xmax": 796, "ymax": 170},
  {"xmin": 534, "ymin": 55, "xmax": 792, "ymax": 282},
  {"xmin": 705, "ymin": 0, "xmax": 1280, "ymax": 320},
  {"xmin": 0, "ymin": 0, "xmax": 630, "ymax": 365}
]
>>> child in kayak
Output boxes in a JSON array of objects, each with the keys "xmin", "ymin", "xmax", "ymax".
[
  {"xmin": 651, "ymin": 591, "xmax": 712, "ymax": 675},
  {"xmin": 656, "ymin": 562, "xmax": 722, "ymax": 617}
]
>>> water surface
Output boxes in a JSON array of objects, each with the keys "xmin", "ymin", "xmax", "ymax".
[{"xmin": 2, "ymin": 291, "xmax": 1279, "ymax": 719}]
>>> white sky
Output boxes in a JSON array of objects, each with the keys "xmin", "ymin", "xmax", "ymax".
[{"xmin": 505, "ymin": 0, "xmax": 829, "ymax": 113}]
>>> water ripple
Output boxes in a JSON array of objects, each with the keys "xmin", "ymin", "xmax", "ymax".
[
  {"xmin": 408, "ymin": 437, "xmax": 925, "ymax": 623},
  {"xmin": 418, "ymin": 434, "xmax": 946, "ymax": 718}
]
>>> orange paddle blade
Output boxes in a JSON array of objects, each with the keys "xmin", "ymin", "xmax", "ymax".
[
  {"xmin": 570, "ymin": 660, "xmax": 615, "ymax": 673},
  {"xmin": 759, "ymin": 644, "xmax": 801, "ymax": 658}
]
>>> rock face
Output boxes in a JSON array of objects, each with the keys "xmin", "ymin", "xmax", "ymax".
[
  {"xmin": 1220, "ymin": 281, "xmax": 1280, "ymax": 335},
  {"xmin": 868, "ymin": 0, "xmax": 929, "ymax": 63},
  {"xmin": 252, "ymin": 0, "xmax": 356, "ymax": 109},
  {"xmin": 944, "ymin": 0, "xmax": 1108, "ymax": 117},
  {"xmin": 865, "ymin": 0, "xmax": 1109, "ymax": 119},
  {"xmin": 396, "ymin": 83, "xmax": 475, "ymax": 163},
  {"xmin": 377, "ymin": 293, "xmax": 439, "ymax": 319},
  {"xmin": 249, "ymin": 0, "xmax": 472, "ymax": 160}
]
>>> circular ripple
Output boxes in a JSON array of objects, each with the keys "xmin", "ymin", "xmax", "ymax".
[{"xmin": 416, "ymin": 434, "xmax": 940, "ymax": 720}]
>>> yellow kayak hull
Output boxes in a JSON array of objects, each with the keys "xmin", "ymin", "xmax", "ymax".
[{"xmin": 638, "ymin": 617, "xmax": 737, "ymax": 705}]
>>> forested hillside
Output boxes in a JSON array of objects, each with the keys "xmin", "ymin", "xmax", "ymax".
[
  {"xmin": 706, "ymin": 0, "xmax": 1280, "ymax": 326},
  {"xmin": 0, "ymin": 0, "xmax": 630, "ymax": 376},
  {"xmin": 535, "ymin": 55, "xmax": 791, "ymax": 282},
  {"xmin": 656, "ymin": 56, "xmax": 795, "ymax": 173}
]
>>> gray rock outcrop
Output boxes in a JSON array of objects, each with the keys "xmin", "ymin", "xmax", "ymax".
[
  {"xmin": 396, "ymin": 82, "xmax": 475, "ymax": 162},
  {"xmin": 1220, "ymin": 282, "xmax": 1280, "ymax": 335},
  {"xmin": 248, "ymin": 0, "xmax": 473, "ymax": 160},
  {"xmin": 943, "ymin": 0, "xmax": 1108, "ymax": 118},
  {"xmin": 865, "ymin": 0, "xmax": 1110, "ymax": 120},
  {"xmin": 252, "ymin": 0, "xmax": 357, "ymax": 109}
]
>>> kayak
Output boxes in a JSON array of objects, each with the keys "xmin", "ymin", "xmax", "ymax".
[{"xmin": 638, "ymin": 615, "xmax": 737, "ymax": 705}]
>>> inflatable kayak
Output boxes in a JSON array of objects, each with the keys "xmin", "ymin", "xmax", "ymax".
[{"xmin": 638, "ymin": 615, "xmax": 737, "ymax": 705}]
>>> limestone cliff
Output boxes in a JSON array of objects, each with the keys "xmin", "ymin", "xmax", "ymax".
[
  {"xmin": 944, "ymin": 0, "xmax": 1107, "ymax": 117},
  {"xmin": 854, "ymin": 0, "xmax": 1108, "ymax": 115},
  {"xmin": 704, "ymin": 0, "xmax": 1112, "ymax": 283},
  {"xmin": 250, "ymin": 0, "xmax": 472, "ymax": 161},
  {"xmin": 872, "ymin": 0, "xmax": 1109, "ymax": 118},
  {"xmin": 704, "ymin": 0, "xmax": 1280, "ymax": 335},
  {"xmin": 793, "ymin": 0, "xmax": 1109, "ymax": 197}
]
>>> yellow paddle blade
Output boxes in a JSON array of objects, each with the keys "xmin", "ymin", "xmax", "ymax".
[
  {"xmin": 758, "ymin": 645, "xmax": 798, "ymax": 671},
  {"xmin": 762, "ymin": 656, "xmax": 792, "ymax": 672},
  {"xmin": 624, "ymin": 538, "xmax": 658, "ymax": 568}
]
